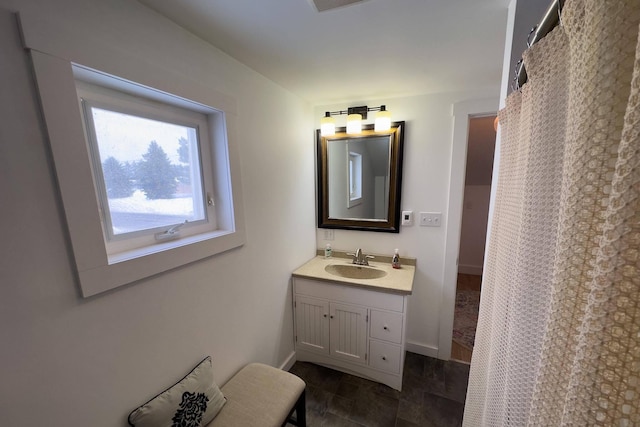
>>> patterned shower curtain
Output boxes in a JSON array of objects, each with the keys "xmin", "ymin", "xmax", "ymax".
[{"xmin": 463, "ymin": 0, "xmax": 640, "ymax": 425}]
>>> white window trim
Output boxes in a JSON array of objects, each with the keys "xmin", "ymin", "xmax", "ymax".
[{"xmin": 29, "ymin": 51, "xmax": 246, "ymax": 297}]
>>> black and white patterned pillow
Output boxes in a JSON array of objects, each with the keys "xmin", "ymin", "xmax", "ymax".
[
  {"xmin": 129, "ymin": 356, "xmax": 226, "ymax": 427},
  {"xmin": 172, "ymin": 391, "xmax": 208, "ymax": 427}
]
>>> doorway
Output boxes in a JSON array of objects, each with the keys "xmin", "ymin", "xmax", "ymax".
[
  {"xmin": 451, "ymin": 116, "xmax": 496, "ymax": 363},
  {"xmin": 439, "ymin": 98, "xmax": 498, "ymax": 362}
]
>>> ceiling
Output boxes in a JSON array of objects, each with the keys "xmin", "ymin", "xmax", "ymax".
[{"xmin": 137, "ymin": 0, "xmax": 510, "ymax": 104}]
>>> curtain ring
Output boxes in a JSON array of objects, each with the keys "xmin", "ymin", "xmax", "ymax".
[
  {"xmin": 526, "ymin": 25, "xmax": 538, "ymax": 48},
  {"xmin": 557, "ymin": 0, "xmax": 564, "ymax": 27},
  {"xmin": 512, "ymin": 58, "xmax": 524, "ymax": 91}
]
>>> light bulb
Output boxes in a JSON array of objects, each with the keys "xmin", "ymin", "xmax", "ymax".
[
  {"xmin": 346, "ymin": 113, "xmax": 362, "ymax": 134},
  {"xmin": 320, "ymin": 112, "xmax": 336, "ymax": 136},
  {"xmin": 374, "ymin": 106, "xmax": 391, "ymax": 132}
]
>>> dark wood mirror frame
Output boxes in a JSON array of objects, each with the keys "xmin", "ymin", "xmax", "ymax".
[{"xmin": 316, "ymin": 121, "xmax": 405, "ymax": 233}]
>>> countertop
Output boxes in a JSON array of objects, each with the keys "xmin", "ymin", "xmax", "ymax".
[{"xmin": 292, "ymin": 252, "xmax": 416, "ymax": 295}]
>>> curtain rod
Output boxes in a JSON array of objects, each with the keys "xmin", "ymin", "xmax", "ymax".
[{"xmin": 514, "ymin": 0, "xmax": 563, "ymax": 90}]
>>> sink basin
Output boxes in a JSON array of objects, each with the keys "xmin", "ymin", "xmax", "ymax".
[{"xmin": 324, "ymin": 264, "xmax": 388, "ymax": 280}]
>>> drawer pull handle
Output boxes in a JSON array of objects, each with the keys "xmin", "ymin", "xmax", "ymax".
[
  {"xmin": 382, "ymin": 356, "xmax": 387, "ymax": 361},
  {"xmin": 383, "ymin": 326, "xmax": 389, "ymax": 330}
]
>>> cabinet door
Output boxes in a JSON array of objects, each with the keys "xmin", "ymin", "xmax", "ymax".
[
  {"xmin": 329, "ymin": 303, "xmax": 368, "ymax": 364},
  {"xmin": 295, "ymin": 296, "xmax": 330, "ymax": 355}
]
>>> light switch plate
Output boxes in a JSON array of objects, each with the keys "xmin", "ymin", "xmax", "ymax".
[
  {"xmin": 419, "ymin": 212, "xmax": 442, "ymax": 227},
  {"xmin": 324, "ymin": 229, "xmax": 335, "ymax": 240}
]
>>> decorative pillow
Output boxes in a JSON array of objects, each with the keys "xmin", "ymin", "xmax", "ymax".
[{"xmin": 128, "ymin": 356, "xmax": 226, "ymax": 427}]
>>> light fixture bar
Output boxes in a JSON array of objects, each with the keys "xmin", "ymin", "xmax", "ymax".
[
  {"xmin": 347, "ymin": 106, "xmax": 368, "ymax": 120},
  {"xmin": 324, "ymin": 105, "xmax": 388, "ymax": 118},
  {"xmin": 320, "ymin": 105, "xmax": 392, "ymax": 135}
]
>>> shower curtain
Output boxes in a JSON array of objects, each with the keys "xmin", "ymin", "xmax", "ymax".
[{"xmin": 463, "ymin": 0, "xmax": 640, "ymax": 425}]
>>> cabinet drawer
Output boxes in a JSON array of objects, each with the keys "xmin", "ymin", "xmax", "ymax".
[
  {"xmin": 294, "ymin": 278, "xmax": 404, "ymax": 312},
  {"xmin": 369, "ymin": 340, "xmax": 402, "ymax": 374},
  {"xmin": 370, "ymin": 310, "xmax": 403, "ymax": 344}
]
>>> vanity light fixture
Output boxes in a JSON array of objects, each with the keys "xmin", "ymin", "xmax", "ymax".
[{"xmin": 320, "ymin": 105, "xmax": 391, "ymax": 136}]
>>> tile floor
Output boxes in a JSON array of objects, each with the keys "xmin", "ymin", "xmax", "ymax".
[{"xmin": 287, "ymin": 352, "xmax": 470, "ymax": 427}]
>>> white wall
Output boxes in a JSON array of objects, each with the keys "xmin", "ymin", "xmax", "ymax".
[
  {"xmin": 315, "ymin": 90, "xmax": 498, "ymax": 357},
  {"xmin": 458, "ymin": 185, "xmax": 492, "ymax": 275},
  {"xmin": 0, "ymin": 1, "xmax": 315, "ymax": 425}
]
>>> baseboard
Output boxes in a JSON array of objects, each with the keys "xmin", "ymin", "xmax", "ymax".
[
  {"xmin": 405, "ymin": 341, "xmax": 439, "ymax": 359},
  {"xmin": 279, "ymin": 351, "xmax": 297, "ymax": 371},
  {"xmin": 286, "ymin": 345, "xmax": 440, "ymax": 368},
  {"xmin": 458, "ymin": 264, "xmax": 483, "ymax": 275}
]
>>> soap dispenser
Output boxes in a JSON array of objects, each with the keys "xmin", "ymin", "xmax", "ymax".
[
  {"xmin": 391, "ymin": 248, "xmax": 401, "ymax": 269},
  {"xmin": 325, "ymin": 243, "xmax": 333, "ymax": 258}
]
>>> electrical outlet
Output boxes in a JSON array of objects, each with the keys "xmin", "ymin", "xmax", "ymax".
[
  {"xmin": 419, "ymin": 212, "xmax": 442, "ymax": 227},
  {"xmin": 324, "ymin": 229, "xmax": 335, "ymax": 240},
  {"xmin": 401, "ymin": 210, "xmax": 414, "ymax": 226}
]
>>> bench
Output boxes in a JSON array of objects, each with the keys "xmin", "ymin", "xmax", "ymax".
[
  {"xmin": 209, "ymin": 363, "xmax": 306, "ymax": 427},
  {"xmin": 128, "ymin": 357, "xmax": 306, "ymax": 427}
]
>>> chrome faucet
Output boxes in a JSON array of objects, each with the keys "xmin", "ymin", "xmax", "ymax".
[{"xmin": 346, "ymin": 248, "xmax": 375, "ymax": 266}]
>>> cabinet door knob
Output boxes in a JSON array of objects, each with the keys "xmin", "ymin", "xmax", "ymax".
[
  {"xmin": 383, "ymin": 326, "xmax": 388, "ymax": 330},
  {"xmin": 323, "ymin": 314, "xmax": 327, "ymax": 318},
  {"xmin": 382, "ymin": 356, "xmax": 387, "ymax": 361},
  {"xmin": 330, "ymin": 315, "xmax": 334, "ymax": 319}
]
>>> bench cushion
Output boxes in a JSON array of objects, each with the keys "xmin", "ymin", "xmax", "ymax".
[{"xmin": 207, "ymin": 363, "xmax": 305, "ymax": 427}]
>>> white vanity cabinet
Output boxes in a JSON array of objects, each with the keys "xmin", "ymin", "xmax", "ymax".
[{"xmin": 292, "ymin": 277, "xmax": 409, "ymax": 391}]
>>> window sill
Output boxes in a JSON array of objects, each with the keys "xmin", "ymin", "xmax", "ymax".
[
  {"xmin": 108, "ymin": 229, "xmax": 236, "ymax": 265},
  {"xmin": 348, "ymin": 197, "xmax": 362, "ymax": 209}
]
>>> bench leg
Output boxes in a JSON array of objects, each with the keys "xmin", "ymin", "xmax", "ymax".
[
  {"xmin": 283, "ymin": 389, "xmax": 306, "ymax": 427},
  {"xmin": 295, "ymin": 390, "xmax": 306, "ymax": 427}
]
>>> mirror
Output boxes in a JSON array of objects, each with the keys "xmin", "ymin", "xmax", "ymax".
[{"xmin": 317, "ymin": 122, "xmax": 405, "ymax": 232}]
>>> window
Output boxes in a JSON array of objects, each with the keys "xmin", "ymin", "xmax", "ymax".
[
  {"xmin": 29, "ymin": 51, "xmax": 245, "ymax": 297},
  {"xmin": 347, "ymin": 150, "xmax": 362, "ymax": 208},
  {"xmin": 78, "ymin": 82, "xmax": 217, "ymax": 256}
]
